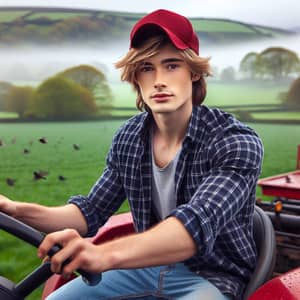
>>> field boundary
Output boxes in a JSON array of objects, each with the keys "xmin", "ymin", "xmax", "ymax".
[
  {"xmin": 0, "ymin": 115, "xmax": 130, "ymax": 123},
  {"xmin": 0, "ymin": 104, "xmax": 299, "ymax": 124},
  {"xmin": 245, "ymin": 119, "xmax": 300, "ymax": 125},
  {"xmin": 1, "ymin": 116, "xmax": 300, "ymax": 125}
]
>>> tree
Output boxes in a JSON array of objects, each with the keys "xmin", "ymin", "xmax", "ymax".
[
  {"xmin": 220, "ymin": 66, "xmax": 236, "ymax": 82},
  {"xmin": 28, "ymin": 76, "xmax": 97, "ymax": 119},
  {"xmin": 259, "ymin": 47, "xmax": 300, "ymax": 80},
  {"xmin": 5, "ymin": 86, "xmax": 34, "ymax": 118},
  {"xmin": 48, "ymin": 17, "xmax": 109, "ymax": 42},
  {"xmin": 0, "ymin": 81, "xmax": 14, "ymax": 111},
  {"xmin": 58, "ymin": 65, "xmax": 105, "ymax": 93},
  {"xmin": 283, "ymin": 76, "xmax": 300, "ymax": 108},
  {"xmin": 239, "ymin": 52, "xmax": 260, "ymax": 80},
  {"xmin": 58, "ymin": 64, "xmax": 113, "ymax": 106}
]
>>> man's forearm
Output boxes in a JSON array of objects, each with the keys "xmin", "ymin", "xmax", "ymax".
[
  {"xmin": 101, "ymin": 216, "xmax": 197, "ymax": 271},
  {"xmin": 14, "ymin": 202, "xmax": 88, "ymax": 235}
]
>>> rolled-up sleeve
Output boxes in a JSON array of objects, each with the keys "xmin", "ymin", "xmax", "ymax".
[
  {"xmin": 169, "ymin": 132, "xmax": 263, "ymax": 256},
  {"xmin": 69, "ymin": 134, "xmax": 126, "ymax": 237}
]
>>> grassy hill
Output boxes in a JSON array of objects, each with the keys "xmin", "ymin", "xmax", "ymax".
[{"xmin": 0, "ymin": 6, "xmax": 296, "ymax": 47}]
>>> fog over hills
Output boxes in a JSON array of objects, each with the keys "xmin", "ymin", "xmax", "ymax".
[
  {"xmin": 290, "ymin": 26, "xmax": 300, "ymax": 33},
  {"xmin": 0, "ymin": 5, "xmax": 299, "ymax": 83}
]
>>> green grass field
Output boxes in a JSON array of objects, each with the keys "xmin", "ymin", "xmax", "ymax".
[
  {"xmin": 1, "ymin": 120, "xmax": 298, "ymax": 202},
  {"xmin": 0, "ymin": 11, "xmax": 29, "ymax": 22},
  {"xmin": 109, "ymin": 81, "xmax": 287, "ymax": 108},
  {"xmin": 206, "ymin": 82, "xmax": 286, "ymax": 106},
  {"xmin": 26, "ymin": 12, "xmax": 90, "ymax": 20},
  {"xmin": 191, "ymin": 19, "xmax": 256, "ymax": 33},
  {"xmin": 0, "ymin": 121, "xmax": 122, "ymax": 204},
  {"xmin": 0, "ymin": 112, "xmax": 18, "ymax": 119},
  {"xmin": 252, "ymin": 112, "xmax": 300, "ymax": 120},
  {"xmin": 0, "ymin": 119, "xmax": 299, "ymax": 300}
]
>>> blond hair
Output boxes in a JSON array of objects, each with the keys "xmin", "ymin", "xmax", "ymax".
[{"xmin": 115, "ymin": 35, "xmax": 211, "ymax": 112}]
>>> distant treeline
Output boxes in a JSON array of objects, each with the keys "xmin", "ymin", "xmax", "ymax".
[
  {"xmin": 0, "ymin": 14, "xmax": 132, "ymax": 46},
  {"xmin": 0, "ymin": 7, "xmax": 296, "ymax": 47}
]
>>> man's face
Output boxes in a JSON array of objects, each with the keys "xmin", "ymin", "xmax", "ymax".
[{"xmin": 136, "ymin": 44, "xmax": 195, "ymax": 115}]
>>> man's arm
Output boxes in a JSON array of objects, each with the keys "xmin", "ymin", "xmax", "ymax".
[
  {"xmin": 104, "ymin": 216, "xmax": 197, "ymax": 268},
  {"xmin": 38, "ymin": 216, "xmax": 196, "ymax": 277},
  {"xmin": 0, "ymin": 194, "xmax": 88, "ymax": 235}
]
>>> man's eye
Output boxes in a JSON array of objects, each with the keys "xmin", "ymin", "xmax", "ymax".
[
  {"xmin": 167, "ymin": 64, "xmax": 179, "ymax": 70},
  {"xmin": 140, "ymin": 66, "xmax": 153, "ymax": 72}
]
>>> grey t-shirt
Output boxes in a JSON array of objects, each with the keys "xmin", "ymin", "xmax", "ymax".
[{"xmin": 151, "ymin": 134, "xmax": 181, "ymax": 220}]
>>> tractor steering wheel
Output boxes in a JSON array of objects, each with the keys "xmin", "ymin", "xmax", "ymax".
[{"xmin": 0, "ymin": 212, "xmax": 101, "ymax": 300}]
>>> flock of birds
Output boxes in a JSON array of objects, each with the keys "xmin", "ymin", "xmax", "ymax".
[{"xmin": 1, "ymin": 136, "xmax": 81, "ymax": 187}]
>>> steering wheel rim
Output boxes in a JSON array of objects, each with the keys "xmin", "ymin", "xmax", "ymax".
[{"xmin": 0, "ymin": 212, "xmax": 101, "ymax": 299}]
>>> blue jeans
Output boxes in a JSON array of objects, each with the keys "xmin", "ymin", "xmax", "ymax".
[{"xmin": 46, "ymin": 263, "xmax": 231, "ymax": 300}]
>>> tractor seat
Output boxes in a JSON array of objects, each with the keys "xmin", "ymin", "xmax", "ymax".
[{"xmin": 243, "ymin": 205, "xmax": 276, "ymax": 300}]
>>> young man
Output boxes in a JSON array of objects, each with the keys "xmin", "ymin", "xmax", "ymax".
[{"xmin": 0, "ymin": 9, "xmax": 263, "ymax": 300}]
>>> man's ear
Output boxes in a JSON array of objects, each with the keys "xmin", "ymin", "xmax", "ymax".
[{"xmin": 191, "ymin": 73, "xmax": 201, "ymax": 82}]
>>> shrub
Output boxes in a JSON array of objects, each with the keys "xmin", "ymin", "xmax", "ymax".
[
  {"xmin": 284, "ymin": 76, "xmax": 300, "ymax": 108},
  {"xmin": 5, "ymin": 86, "xmax": 34, "ymax": 118},
  {"xmin": 27, "ymin": 76, "xmax": 97, "ymax": 119}
]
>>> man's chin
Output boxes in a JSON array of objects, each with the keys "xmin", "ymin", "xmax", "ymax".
[{"xmin": 151, "ymin": 108, "xmax": 174, "ymax": 114}]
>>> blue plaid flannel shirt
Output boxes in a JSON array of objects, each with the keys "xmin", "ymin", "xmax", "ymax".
[{"xmin": 69, "ymin": 105, "xmax": 264, "ymax": 300}]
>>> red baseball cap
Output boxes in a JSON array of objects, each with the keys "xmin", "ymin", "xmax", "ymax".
[{"xmin": 130, "ymin": 9, "xmax": 199, "ymax": 55}]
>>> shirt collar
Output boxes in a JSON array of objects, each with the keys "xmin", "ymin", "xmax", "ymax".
[
  {"xmin": 185, "ymin": 105, "xmax": 207, "ymax": 145},
  {"xmin": 136, "ymin": 112, "xmax": 153, "ymax": 144}
]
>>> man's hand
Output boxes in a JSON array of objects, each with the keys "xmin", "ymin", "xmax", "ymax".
[
  {"xmin": 0, "ymin": 194, "xmax": 16, "ymax": 217},
  {"xmin": 38, "ymin": 229, "xmax": 106, "ymax": 279},
  {"xmin": 38, "ymin": 216, "xmax": 196, "ymax": 278}
]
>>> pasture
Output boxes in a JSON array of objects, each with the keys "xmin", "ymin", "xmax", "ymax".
[
  {"xmin": 109, "ymin": 81, "xmax": 287, "ymax": 108},
  {"xmin": 0, "ymin": 120, "xmax": 123, "ymax": 206},
  {"xmin": 1, "ymin": 119, "xmax": 299, "ymax": 205}
]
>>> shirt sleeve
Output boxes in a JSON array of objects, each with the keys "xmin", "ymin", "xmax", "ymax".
[
  {"xmin": 69, "ymin": 134, "xmax": 126, "ymax": 237},
  {"xmin": 169, "ymin": 131, "xmax": 263, "ymax": 256}
]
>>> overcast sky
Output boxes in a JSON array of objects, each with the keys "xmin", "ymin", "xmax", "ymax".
[{"xmin": 0, "ymin": 0, "xmax": 299, "ymax": 29}]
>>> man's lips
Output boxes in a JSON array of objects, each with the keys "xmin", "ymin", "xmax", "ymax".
[{"xmin": 150, "ymin": 92, "xmax": 173, "ymax": 101}]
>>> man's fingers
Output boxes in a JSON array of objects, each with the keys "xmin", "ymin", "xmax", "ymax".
[
  {"xmin": 38, "ymin": 228, "xmax": 79, "ymax": 259},
  {"xmin": 50, "ymin": 238, "xmax": 84, "ymax": 274},
  {"xmin": 38, "ymin": 229, "xmax": 84, "ymax": 275}
]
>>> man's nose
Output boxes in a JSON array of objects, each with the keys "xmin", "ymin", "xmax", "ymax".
[
  {"xmin": 154, "ymin": 82, "xmax": 167, "ymax": 89},
  {"xmin": 154, "ymin": 70, "xmax": 167, "ymax": 89}
]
